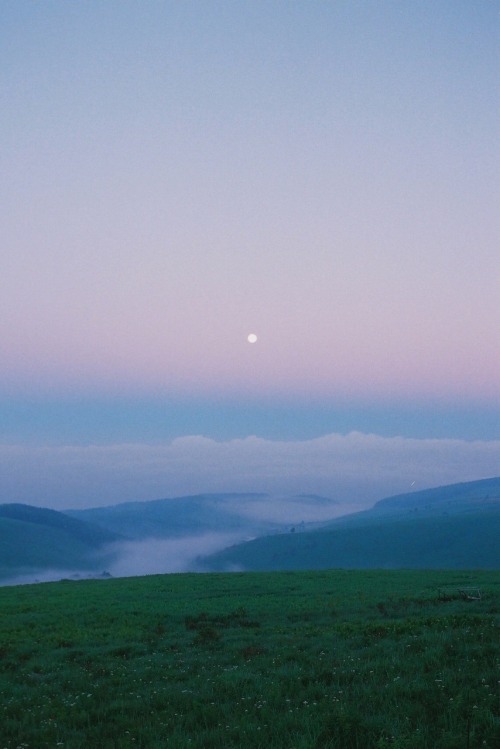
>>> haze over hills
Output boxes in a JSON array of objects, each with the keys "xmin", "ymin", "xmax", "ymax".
[
  {"xmin": 0, "ymin": 492, "xmax": 340, "ymax": 584},
  {"xmin": 65, "ymin": 493, "xmax": 327, "ymax": 539},
  {"xmin": 0, "ymin": 478, "xmax": 498, "ymax": 584},
  {"xmin": 199, "ymin": 478, "xmax": 500, "ymax": 572}
]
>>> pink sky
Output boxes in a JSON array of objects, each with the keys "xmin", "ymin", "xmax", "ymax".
[{"xmin": 1, "ymin": 2, "xmax": 498, "ymax": 456}]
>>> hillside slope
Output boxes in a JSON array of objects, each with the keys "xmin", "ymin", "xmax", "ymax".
[
  {"xmin": 331, "ymin": 476, "xmax": 500, "ymax": 525},
  {"xmin": 0, "ymin": 504, "xmax": 121, "ymax": 581},
  {"xmin": 200, "ymin": 478, "xmax": 500, "ymax": 571}
]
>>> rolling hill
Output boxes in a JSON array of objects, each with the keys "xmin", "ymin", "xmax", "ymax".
[
  {"xmin": 332, "ymin": 475, "xmax": 500, "ymax": 523},
  {"xmin": 0, "ymin": 492, "xmax": 340, "ymax": 584},
  {"xmin": 65, "ymin": 493, "xmax": 313, "ymax": 539},
  {"xmin": 2, "ymin": 479, "xmax": 498, "ymax": 583},
  {"xmin": 199, "ymin": 477, "xmax": 500, "ymax": 571},
  {"xmin": 0, "ymin": 504, "xmax": 121, "ymax": 582}
]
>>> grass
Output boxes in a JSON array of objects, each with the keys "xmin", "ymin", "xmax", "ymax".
[{"xmin": 0, "ymin": 569, "xmax": 498, "ymax": 748}]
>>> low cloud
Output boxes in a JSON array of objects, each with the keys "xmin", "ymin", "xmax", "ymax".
[
  {"xmin": 0, "ymin": 535, "xmax": 247, "ymax": 586},
  {"xmin": 105, "ymin": 533, "xmax": 245, "ymax": 578},
  {"xmin": 0, "ymin": 432, "xmax": 498, "ymax": 512}
]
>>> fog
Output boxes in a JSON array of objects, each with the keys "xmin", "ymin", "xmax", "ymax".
[
  {"xmin": 0, "ymin": 491, "xmax": 372, "ymax": 586},
  {"xmin": 1, "ymin": 432, "xmax": 498, "ymax": 511},
  {"xmin": 104, "ymin": 533, "xmax": 247, "ymax": 577},
  {"xmin": 0, "ymin": 533, "xmax": 254, "ymax": 587}
]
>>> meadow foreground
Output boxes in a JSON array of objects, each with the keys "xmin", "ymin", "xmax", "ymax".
[{"xmin": 0, "ymin": 569, "xmax": 498, "ymax": 748}]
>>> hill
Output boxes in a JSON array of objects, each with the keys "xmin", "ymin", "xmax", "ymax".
[
  {"xmin": 0, "ymin": 492, "xmax": 342, "ymax": 584},
  {"xmin": 65, "ymin": 492, "xmax": 326, "ymax": 539},
  {"xmin": 0, "ymin": 503, "xmax": 121, "ymax": 582},
  {"xmin": 2, "ymin": 479, "xmax": 498, "ymax": 582},
  {"xmin": 200, "ymin": 477, "xmax": 500, "ymax": 571},
  {"xmin": 334, "ymin": 475, "xmax": 500, "ymax": 523},
  {"xmin": 0, "ymin": 492, "xmax": 341, "ymax": 583}
]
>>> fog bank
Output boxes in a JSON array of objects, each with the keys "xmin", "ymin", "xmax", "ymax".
[{"xmin": 1, "ymin": 432, "xmax": 498, "ymax": 511}]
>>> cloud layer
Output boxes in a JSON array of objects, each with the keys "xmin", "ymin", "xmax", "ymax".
[{"xmin": 1, "ymin": 432, "xmax": 498, "ymax": 511}]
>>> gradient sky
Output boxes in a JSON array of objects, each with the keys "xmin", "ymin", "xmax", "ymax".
[{"xmin": 1, "ymin": 1, "xmax": 499, "ymax": 508}]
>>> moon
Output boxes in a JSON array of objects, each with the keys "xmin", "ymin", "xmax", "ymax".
[{"xmin": 247, "ymin": 333, "xmax": 258, "ymax": 343}]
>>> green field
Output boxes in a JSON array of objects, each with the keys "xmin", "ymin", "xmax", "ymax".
[{"xmin": 0, "ymin": 569, "xmax": 498, "ymax": 748}]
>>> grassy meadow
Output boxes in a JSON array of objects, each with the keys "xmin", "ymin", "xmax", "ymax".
[{"xmin": 0, "ymin": 569, "xmax": 498, "ymax": 748}]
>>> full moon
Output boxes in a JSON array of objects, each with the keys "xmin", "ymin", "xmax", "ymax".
[{"xmin": 247, "ymin": 333, "xmax": 258, "ymax": 343}]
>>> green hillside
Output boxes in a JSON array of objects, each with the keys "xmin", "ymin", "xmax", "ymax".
[
  {"xmin": 332, "ymin": 476, "xmax": 500, "ymax": 525},
  {"xmin": 0, "ymin": 504, "xmax": 120, "ymax": 581},
  {"xmin": 201, "ymin": 512, "xmax": 500, "ymax": 572},
  {"xmin": 0, "ymin": 569, "xmax": 498, "ymax": 748},
  {"xmin": 200, "ymin": 478, "xmax": 500, "ymax": 572},
  {"xmin": 0, "ymin": 503, "xmax": 121, "ymax": 545},
  {"xmin": 2, "ymin": 479, "xmax": 498, "ymax": 581}
]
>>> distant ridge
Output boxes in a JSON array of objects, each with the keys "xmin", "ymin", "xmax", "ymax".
[
  {"xmin": 0, "ymin": 503, "xmax": 121, "ymax": 546},
  {"xmin": 66, "ymin": 493, "xmax": 290, "ymax": 539},
  {"xmin": 320, "ymin": 476, "xmax": 500, "ymax": 529},
  {"xmin": 368, "ymin": 476, "xmax": 500, "ymax": 515}
]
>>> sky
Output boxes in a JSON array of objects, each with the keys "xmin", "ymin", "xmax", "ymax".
[{"xmin": 1, "ymin": 1, "xmax": 499, "ymax": 512}]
